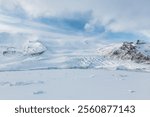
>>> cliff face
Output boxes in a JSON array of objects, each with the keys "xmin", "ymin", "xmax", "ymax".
[{"xmin": 111, "ymin": 40, "xmax": 150, "ymax": 64}]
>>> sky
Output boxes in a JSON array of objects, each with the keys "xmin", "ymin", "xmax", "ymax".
[{"xmin": 0, "ymin": 0, "xmax": 150, "ymax": 41}]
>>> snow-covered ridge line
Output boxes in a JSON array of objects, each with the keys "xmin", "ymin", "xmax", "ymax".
[{"xmin": 0, "ymin": 36, "xmax": 150, "ymax": 72}]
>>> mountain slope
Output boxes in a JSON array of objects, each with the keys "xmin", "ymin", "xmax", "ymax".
[{"xmin": 0, "ymin": 32, "xmax": 150, "ymax": 72}]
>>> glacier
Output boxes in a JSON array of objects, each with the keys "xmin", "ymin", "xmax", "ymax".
[{"xmin": 0, "ymin": 32, "xmax": 150, "ymax": 72}]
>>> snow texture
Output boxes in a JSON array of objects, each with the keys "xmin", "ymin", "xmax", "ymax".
[{"xmin": 0, "ymin": 69, "xmax": 150, "ymax": 100}]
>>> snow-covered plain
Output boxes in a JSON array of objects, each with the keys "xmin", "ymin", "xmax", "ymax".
[{"xmin": 0, "ymin": 69, "xmax": 150, "ymax": 100}]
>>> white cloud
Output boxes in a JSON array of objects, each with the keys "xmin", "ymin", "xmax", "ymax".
[{"xmin": 0, "ymin": 0, "xmax": 150, "ymax": 38}]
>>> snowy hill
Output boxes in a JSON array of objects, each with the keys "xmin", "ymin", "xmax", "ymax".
[
  {"xmin": 0, "ymin": 32, "xmax": 150, "ymax": 72},
  {"xmin": 110, "ymin": 40, "xmax": 150, "ymax": 64}
]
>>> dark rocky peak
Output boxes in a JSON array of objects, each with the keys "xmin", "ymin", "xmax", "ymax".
[{"xmin": 111, "ymin": 40, "xmax": 150, "ymax": 64}]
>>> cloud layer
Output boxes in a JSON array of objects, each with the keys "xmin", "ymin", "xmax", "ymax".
[{"xmin": 0, "ymin": 0, "xmax": 150, "ymax": 39}]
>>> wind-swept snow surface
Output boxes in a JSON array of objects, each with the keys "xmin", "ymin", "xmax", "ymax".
[{"xmin": 0, "ymin": 69, "xmax": 150, "ymax": 100}]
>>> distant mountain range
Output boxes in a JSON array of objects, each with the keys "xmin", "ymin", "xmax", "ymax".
[{"xmin": 0, "ymin": 36, "xmax": 150, "ymax": 72}]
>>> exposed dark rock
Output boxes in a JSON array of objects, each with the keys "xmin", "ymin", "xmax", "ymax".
[
  {"xmin": 136, "ymin": 40, "xmax": 146, "ymax": 45},
  {"xmin": 3, "ymin": 47, "xmax": 16, "ymax": 56},
  {"xmin": 30, "ymin": 50, "xmax": 45, "ymax": 56},
  {"xmin": 111, "ymin": 40, "xmax": 150, "ymax": 64}
]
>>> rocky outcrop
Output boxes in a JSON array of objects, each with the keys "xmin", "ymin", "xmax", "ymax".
[
  {"xmin": 111, "ymin": 40, "xmax": 150, "ymax": 64},
  {"xmin": 1, "ymin": 47, "xmax": 22, "ymax": 56},
  {"xmin": 1, "ymin": 41, "xmax": 47, "ymax": 57},
  {"xmin": 23, "ymin": 41, "xmax": 47, "ymax": 56}
]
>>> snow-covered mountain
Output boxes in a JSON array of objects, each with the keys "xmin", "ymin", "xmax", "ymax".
[
  {"xmin": 110, "ymin": 40, "xmax": 150, "ymax": 63},
  {"xmin": 99, "ymin": 40, "xmax": 150, "ymax": 64},
  {"xmin": 97, "ymin": 40, "xmax": 150, "ymax": 71},
  {"xmin": 0, "ymin": 32, "xmax": 150, "ymax": 72}
]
